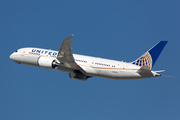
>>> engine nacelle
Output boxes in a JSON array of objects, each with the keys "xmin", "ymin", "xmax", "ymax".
[
  {"xmin": 69, "ymin": 70, "xmax": 88, "ymax": 81},
  {"xmin": 37, "ymin": 57, "xmax": 59, "ymax": 68}
]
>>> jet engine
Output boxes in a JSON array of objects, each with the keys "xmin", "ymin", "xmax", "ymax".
[
  {"xmin": 69, "ymin": 70, "xmax": 89, "ymax": 81},
  {"xmin": 37, "ymin": 57, "xmax": 59, "ymax": 69}
]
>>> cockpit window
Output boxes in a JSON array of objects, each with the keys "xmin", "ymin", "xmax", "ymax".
[{"xmin": 15, "ymin": 50, "xmax": 18, "ymax": 52}]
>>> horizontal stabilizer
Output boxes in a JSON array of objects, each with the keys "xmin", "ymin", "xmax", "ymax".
[
  {"xmin": 137, "ymin": 66, "xmax": 152, "ymax": 73},
  {"xmin": 154, "ymin": 70, "xmax": 165, "ymax": 73}
]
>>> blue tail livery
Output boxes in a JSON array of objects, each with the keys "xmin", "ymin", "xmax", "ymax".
[{"xmin": 132, "ymin": 41, "xmax": 168, "ymax": 69}]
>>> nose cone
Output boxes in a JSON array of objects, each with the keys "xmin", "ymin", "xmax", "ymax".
[
  {"xmin": 10, "ymin": 53, "xmax": 16, "ymax": 61},
  {"xmin": 9, "ymin": 53, "xmax": 14, "ymax": 60},
  {"xmin": 9, "ymin": 53, "xmax": 21, "ymax": 64}
]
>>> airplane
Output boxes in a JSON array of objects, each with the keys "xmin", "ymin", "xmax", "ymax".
[{"xmin": 9, "ymin": 35, "xmax": 168, "ymax": 81}]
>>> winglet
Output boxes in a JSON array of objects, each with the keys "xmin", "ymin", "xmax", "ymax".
[{"xmin": 132, "ymin": 41, "xmax": 168, "ymax": 69}]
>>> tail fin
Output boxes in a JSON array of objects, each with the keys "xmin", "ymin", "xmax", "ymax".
[{"xmin": 132, "ymin": 41, "xmax": 168, "ymax": 69}]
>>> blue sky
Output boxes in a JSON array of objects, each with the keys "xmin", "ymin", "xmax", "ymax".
[{"xmin": 1, "ymin": 0, "xmax": 180, "ymax": 120}]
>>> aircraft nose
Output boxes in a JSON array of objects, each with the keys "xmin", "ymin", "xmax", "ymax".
[{"xmin": 9, "ymin": 53, "xmax": 15, "ymax": 61}]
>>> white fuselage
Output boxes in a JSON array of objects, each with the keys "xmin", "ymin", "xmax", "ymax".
[{"xmin": 10, "ymin": 47, "xmax": 159, "ymax": 80}]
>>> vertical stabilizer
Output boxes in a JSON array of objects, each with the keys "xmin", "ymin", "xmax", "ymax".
[{"xmin": 132, "ymin": 41, "xmax": 168, "ymax": 69}]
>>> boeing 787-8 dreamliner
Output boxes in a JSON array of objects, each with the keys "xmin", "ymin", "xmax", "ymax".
[{"xmin": 10, "ymin": 35, "xmax": 167, "ymax": 81}]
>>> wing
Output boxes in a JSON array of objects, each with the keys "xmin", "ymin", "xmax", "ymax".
[
  {"xmin": 57, "ymin": 35, "xmax": 74, "ymax": 63},
  {"xmin": 57, "ymin": 35, "xmax": 85, "ymax": 72}
]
